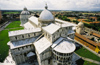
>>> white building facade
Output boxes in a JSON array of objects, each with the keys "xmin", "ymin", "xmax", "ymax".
[
  {"xmin": 7, "ymin": 5, "xmax": 76, "ymax": 65},
  {"xmin": 20, "ymin": 7, "xmax": 31, "ymax": 26},
  {"xmin": 76, "ymin": 21, "xmax": 84, "ymax": 34}
]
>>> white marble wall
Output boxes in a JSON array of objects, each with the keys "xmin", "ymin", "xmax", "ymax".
[
  {"xmin": 35, "ymin": 50, "xmax": 41, "ymax": 65},
  {"xmin": 11, "ymin": 45, "xmax": 34, "ymax": 64},
  {"xmin": 43, "ymin": 25, "xmax": 74, "ymax": 43},
  {"xmin": 76, "ymin": 26, "xmax": 84, "ymax": 34},
  {"xmin": 9, "ymin": 36, "xmax": 16, "ymax": 41},
  {"xmin": 36, "ymin": 47, "xmax": 52, "ymax": 65},
  {"xmin": 9, "ymin": 32, "xmax": 41, "ymax": 41},
  {"xmin": 20, "ymin": 15, "xmax": 31, "ymax": 26}
]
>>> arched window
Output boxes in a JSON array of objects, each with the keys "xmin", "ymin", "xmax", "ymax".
[
  {"xmin": 28, "ymin": 34, "xmax": 30, "ymax": 38},
  {"xmin": 22, "ymin": 35, "xmax": 24, "ymax": 38},
  {"xmin": 15, "ymin": 36, "xmax": 17, "ymax": 40}
]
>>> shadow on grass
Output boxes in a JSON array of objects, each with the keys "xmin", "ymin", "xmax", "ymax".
[{"xmin": 76, "ymin": 58, "xmax": 84, "ymax": 65}]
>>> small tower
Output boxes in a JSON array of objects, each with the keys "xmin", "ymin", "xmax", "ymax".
[
  {"xmin": 76, "ymin": 21, "xmax": 84, "ymax": 34},
  {"xmin": 20, "ymin": 7, "xmax": 31, "ymax": 26}
]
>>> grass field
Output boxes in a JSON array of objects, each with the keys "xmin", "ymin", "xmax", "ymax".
[
  {"xmin": 0, "ymin": 21, "xmax": 24, "ymax": 62},
  {"xmin": 3, "ymin": 12, "xmax": 20, "ymax": 14},
  {"xmin": 82, "ymin": 13, "xmax": 95, "ymax": 15},
  {"xmin": 5, "ymin": 21, "xmax": 23, "ymax": 29},
  {"xmin": 0, "ymin": 30, "xmax": 9, "ymax": 62},
  {"xmin": 75, "ymin": 47, "xmax": 100, "ymax": 61},
  {"xmin": 84, "ymin": 61, "xmax": 98, "ymax": 65}
]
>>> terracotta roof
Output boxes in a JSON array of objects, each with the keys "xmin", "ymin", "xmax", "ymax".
[
  {"xmin": 75, "ymin": 33, "xmax": 100, "ymax": 47},
  {"xmin": 88, "ymin": 22, "xmax": 100, "ymax": 24},
  {"xmin": 67, "ymin": 17, "xmax": 76, "ymax": 19},
  {"xmin": 90, "ymin": 17, "xmax": 97, "ymax": 19},
  {"xmin": 92, "ymin": 33, "xmax": 100, "ymax": 38},
  {"xmin": 78, "ymin": 19, "xmax": 88, "ymax": 23},
  {"xmin": 77, "ymin": 19, "xmax": 100, "ymax": 24}
]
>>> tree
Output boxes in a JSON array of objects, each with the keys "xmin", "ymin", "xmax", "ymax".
[
  {"xmin": 73, "ymin": 20, "xmax": 79, "ymax": 24},
  {"xmin": 97, "ymin": 17, "xmax": 100, "ymax": 21}
]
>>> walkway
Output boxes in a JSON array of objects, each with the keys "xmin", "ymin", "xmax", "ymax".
[
  {"xmin": 75, "ymin": 52, "xmax": 100, "ymax": 65},
  {"xmin": 0, "ymin": 21, "xmax": 11, "ymax": 32}
]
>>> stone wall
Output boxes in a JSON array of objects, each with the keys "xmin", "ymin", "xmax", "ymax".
[
  {"xmin": 10, "ymin": 32, "xmax": 41, "ymax": 41},
  {"xmin": 20, "ymin": 15, "xmax": 30, "ymax": 25},
  {"xmin": 43, "ymin": 26, "xmax": 74, "ymax": 43},
  {"xmin": 11, "ymin": 44, "xmax": 34, "ymax": 64}
]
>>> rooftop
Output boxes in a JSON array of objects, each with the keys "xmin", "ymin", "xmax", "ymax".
[
  {"xmin": 27, "ymin": 52, "xmax": 35, "ymax": 57},
  {"xmin": 34, "ymin": 37, "xmax": 52, "ymax": 54},
  {"xmin": 21, "ymin": 7, "xmax": 30, "ymax": 15},
  {"xmin": 7, "ymin": 36, "xmax": 39, "ymax": 49},
  {"xmin": 9, "ymin": 28, "xmax": 41, "ymax": 37},
  {"xmin": 51, "ymin": 37, "xmax": 63, "ymax": 48},
  {"xmin": 42, "ymin": 23, "xmax": 60, "ymax": 34},
  {"xmin": 55, "ymin": 18, "xmax": 77, "ymax": 27},
  {"xmin": 39, "ymin": 9, "xmax": 54, "ymax": 21},
  {"xmin": 67, "ymin": 30, "xmax": 75, "ymax": 35},
  {"xmin": 23, "ymin": 22, "xmax": 35, "ymax": 29},
  {"xmin": 29, "ymin": 16, "xmax": 39, "ymax": 25},
  {"xmin": 52, "ymin": 37, "xmax": 76, "ymax": 53},
  {"xmin": 75, "ymin": 33, "xmax": 100, "ymax": 47}
]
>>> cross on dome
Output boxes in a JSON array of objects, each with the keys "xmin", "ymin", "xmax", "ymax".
[
  {"xmin": 45, "ymin": 3, "xmax": 48, "ymax": 9},
  {"xmin": 24, "ymin": 7, "xmax": 27, "ymax": 11}
]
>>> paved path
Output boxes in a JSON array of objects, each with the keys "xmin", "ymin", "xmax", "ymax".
[
  {"xmin": 75, "ymin": 52, "xmax": 100, "ymax": 65},
  {"xmin": 82, "ymin": 57, "xmax": 100, "ymax": 64},
  {"xmin": 0, "ymin": 21, "xmax": 11, "ymax": 32}
]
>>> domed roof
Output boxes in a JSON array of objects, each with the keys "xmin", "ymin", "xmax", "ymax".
[
  {"xmin": 78, "ymin": 21, "xmax": 84, "ymax": 27},
  {"xmin": 53, "ymin": 40, "xmax": 76, "ymax": 53},
  {"xmin": 21, "ymin": 7, "xmax": 30, "ymax": 15},
  {"xmin": 38, "ymin": 4, "xmax": 54, "ymax": 22}
]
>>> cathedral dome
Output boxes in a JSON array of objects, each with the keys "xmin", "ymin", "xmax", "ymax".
[
  {"xmin": 21, "ymin": 7, "xmax": 30, "ymax": 15},
  {"xmin": 38, "ymin": 4, "xmax": 54, "ymax": 22}
]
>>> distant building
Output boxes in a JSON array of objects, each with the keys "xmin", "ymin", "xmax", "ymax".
[
  {"xmin": 7, "ymin": 4, "xmax": 76, "ymax": 65},
  {"xmin": 89, "ymin": 17, "xmax": 97, "ymax": 22},
  {"xmin": 78, "ymin": 19, "xmax": 100, "ymax": 26},
  {"xmin": 76, "ymin": 21, "xmax": 84, "ymax": 34},
  {"xmin": 20, "ymin": 7, "xmax": 31, "ymax": 26},
  {"xmin": 75, "ymin": 22, "xmax": 100, "ymax": 54}
]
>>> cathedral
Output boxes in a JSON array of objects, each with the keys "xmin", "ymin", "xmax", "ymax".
[{"xmin": 7, "ymin": 4, "xmax": 76, "ymax": 65}]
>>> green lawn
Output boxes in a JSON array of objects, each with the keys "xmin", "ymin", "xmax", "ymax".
[
  {"xmin": 3, "ymin": 12, "xmax": 20, "ymax": 14},
  {"xmin": 0, "ymin": 21, "xmax": 24, "ymax": 62},
  {"xmin": 75, "ymin": 47, "xmax": 100, "ymax": 61},
  {"xmin": 5, "ymin": 21, "xmax": 23, "ymax": 29},
  {"xmin": 0, "ymin": 30, "xmax": 9, "ymax": 62},
  {"xmin": 84, "ymin": 61, "xmax": 98, "ymax": 65}
]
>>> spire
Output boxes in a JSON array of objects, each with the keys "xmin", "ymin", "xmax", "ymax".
[{"xmin": 45, "ymin": 3, "xmax": 48, "ymax": 9}]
